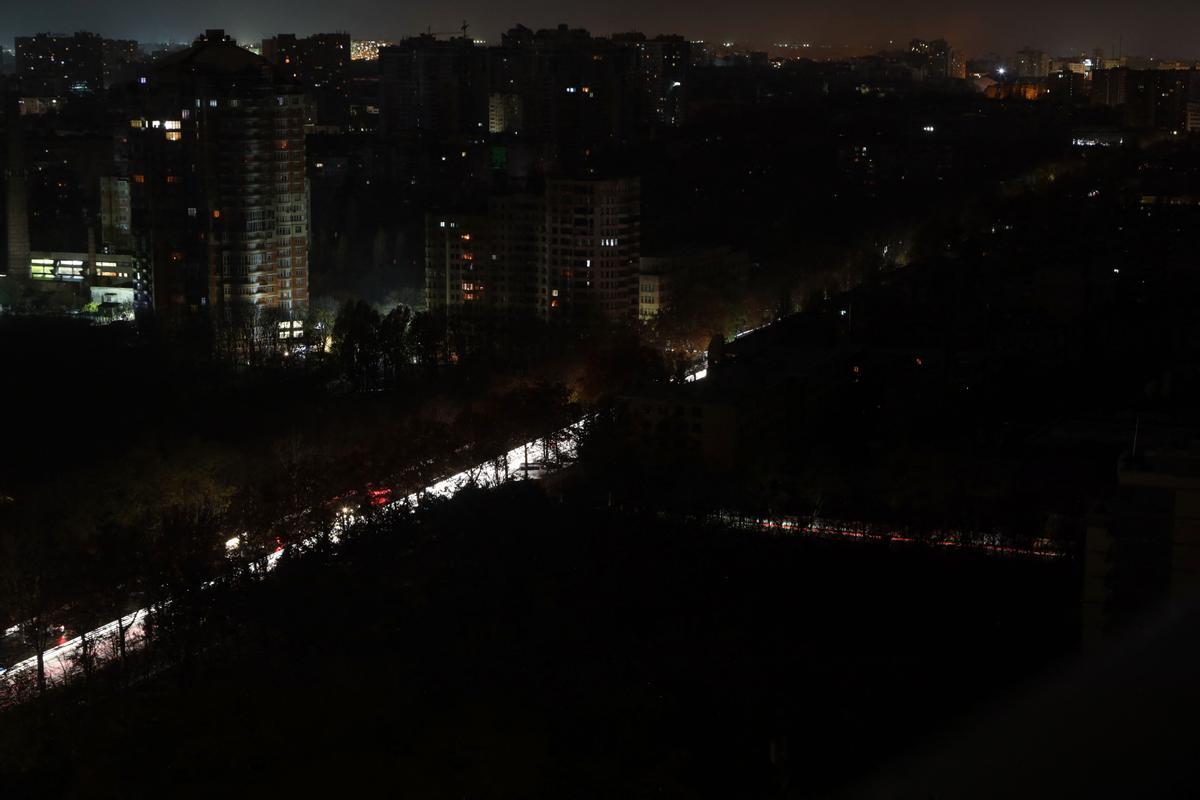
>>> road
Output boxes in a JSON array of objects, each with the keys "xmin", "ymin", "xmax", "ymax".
[
  {"xmin": 726, "ymin": 512, "xmax": 1068, "ymax": 559},
  {"xmin": 0, "ymin": 421, "xmax": 585, "ymax": 705}
]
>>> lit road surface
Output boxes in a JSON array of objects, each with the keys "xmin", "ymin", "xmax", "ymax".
[
  {"xmin": 729, "ymin": 513, "xmax": 1066, "ymax": 560},
  {"xmin": 1, "ymin": 421, "xmax": 585, "ymax": 705},
  {"xmin": 0, "ymin": 611, "xmax": 150, "ymax": 703}
]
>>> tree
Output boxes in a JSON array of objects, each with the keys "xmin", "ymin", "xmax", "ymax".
[
  {"xmin": 138, "ymin": 498, "xmax": 227, "ymax": 683},
  {"xmin": 409, "ymin": 309, "xmax": 445, "ymax": 369},
  {"xmin": 333, "ymin": 300, "xmax": 383, "ymax": 387},
  {"xmin": 0, "ymin": 499, "xmax": 70, "ymax": 698},
  {"xmin": 379, "ymin": 305, "xmax": 414, "ymax": 384}
]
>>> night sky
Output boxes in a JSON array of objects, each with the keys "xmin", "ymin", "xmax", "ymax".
[{"xmin": 4, "ymin": 0, "xmax": 1200, "ymax": 58}]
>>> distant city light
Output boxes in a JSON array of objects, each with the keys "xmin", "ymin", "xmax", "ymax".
[{"xmin": 351, "ymin": 40, "xmax": 391, "ymax": 60}]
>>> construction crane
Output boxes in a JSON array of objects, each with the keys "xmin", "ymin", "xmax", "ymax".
[{"xmin": 425, "ymin": 20, "xmax": 470, "ymax": 39}]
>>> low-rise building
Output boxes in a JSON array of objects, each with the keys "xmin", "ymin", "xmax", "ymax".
[{"xmin": 27, "ymin": 250, "xmax": 149, "ymax": 310}]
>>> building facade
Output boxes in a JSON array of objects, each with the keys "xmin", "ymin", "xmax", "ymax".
[
  {"xmin": 379, "ymin": 36, "xmax": 487, "ymax": 136},
  {"xmin": 261, "ymin": 32, "xmax": 351, "ymax": 126},
  {"xmin": 425, "ymin": 176, "xmax": 641, "ymax": 333},
  {"xmin": 545, "ymin": 176, "xmax": 640, "ymax": 322},
  {"xmin": 124, "ymin": 30, "xmax": 309, "ymax": 312},
  {"xmin": 26, "ymin": 250, "xmax": 148, "ymax": 309},
  {"xmin": 1015, "ymin": 48, "xmax": 1050, "ymax": 79}
]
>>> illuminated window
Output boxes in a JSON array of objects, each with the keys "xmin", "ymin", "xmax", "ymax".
[
  {"xmin": 212, "ymin": 209, "xmax": 221, "ymax": 219},
  {"xmin": 164, "ymin": 120, "xmax": 181, "ymax": 130},
  {"xmin": 165, "ymin": 175, "xmax": 179, "ymax": 184},
  {"xmin": 133, "ymin": 174, "xmax": 145, "ymax": 183},
  {"xmin": 166, "ymin": 131, "xmax": 182, "ymax": 141},
  {"xmin": 129, "ymin": 119, "xmax": 143, "ymax": 128}
]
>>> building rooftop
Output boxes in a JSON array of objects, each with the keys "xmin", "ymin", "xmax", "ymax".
[{"xmin": 153, "ymin": 34, "xmax": 278, "ymax": 80}]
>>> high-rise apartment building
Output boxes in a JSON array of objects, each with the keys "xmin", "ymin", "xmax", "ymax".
[
  {"xmin": 545, "ymin": 176, "xmax": 640, "ymax": 322},
  {"xmin": 1091, "ymin": 68, "xmax": 1200, "ymax": 130},
  {"xmin": 124, "ymin": 30, "xmax": 309, "ymax": 312},
  {"xmin": 488, "ymin": 192, "xmax": 546, "ymax": 319},
  {"xmin": 98, "ymin": 176, "xmax": 132, "ymax": 250},
  {"xmin": 261, "ymin": 32, "xmax": 351, "ymax": 126},
  {"xmin": 101, "ymin": 38, "xmax": 140, "ymax": 89},
  {"xmin": 2, "ymin": 94, "xmax": 31, "ymax": 279},
  {"xmin": 908, "ymin": 38, "xmax": 957, "ymax": 80},
  {"xmin": 1015, "ymin": 47, "xmax": 1050, "ymax": 79},
  {"xmin": 425, "ymin": 213, "xmax": 491, "ymax": 316},
  {"xmin": 615, "ymin": 33, "xmax": 691, "ymax": 127},
  {"xmin": 491, "ymin": 25, "xmax": 641, "ymax": 154},
  {"xmin": 488, "ymin": 92, "xmax": 524, "ymax": 134},
  {"xmin": 425, "ymin": 196, "xmax": 546, "ymax": 329},
  {"xmin": 379, "ymin": 35, "xmax": 487, "ymax": 136},
  {"xmin": 15, "ymin": 32, "xmax": 106, "ymax": 95},
  {"xmin": 642, "ymin": 35, "xmax": 690, "ymax": 127},
  {"xmin": 425, "ymin": 176, "xmax": 641, "ymax": 333}
]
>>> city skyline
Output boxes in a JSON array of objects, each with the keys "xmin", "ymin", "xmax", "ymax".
[
  {"xmin": 4, "ymin": 1, "xmax": 1200, "ymax": 60},
  {"xmin": 5, "ymin": 1, "xmax": 1200, "ymax": 793}
]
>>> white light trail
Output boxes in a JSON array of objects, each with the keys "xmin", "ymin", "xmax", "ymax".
[
  {"xmin": 728, "ymin": 512, "xmax": 1066, "ymax": 560},
  {"xmin": 1, "ymin": 421, "xmax": 585, "ymax": 706}
]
